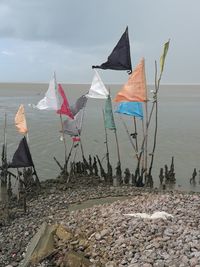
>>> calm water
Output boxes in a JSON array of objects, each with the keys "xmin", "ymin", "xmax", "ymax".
[{"xmin": 0, "ymin": 83, "xmax": 199, "ymax": 192}]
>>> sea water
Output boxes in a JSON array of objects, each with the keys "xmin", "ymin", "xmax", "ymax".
[{"xmin": 0, "ymin": 83, "xmax": 199, "ymax": 192}]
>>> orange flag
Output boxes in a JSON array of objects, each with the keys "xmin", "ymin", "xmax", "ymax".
[
  {"xmin": 114, "ymin": 58, "xmax": 147, "ymax": 102},
  {"xmin": 15, "ymin": 104, "xmax": 28, "ymax": 134}
]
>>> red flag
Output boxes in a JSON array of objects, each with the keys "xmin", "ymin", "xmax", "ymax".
[
  {"xmin": 57, "ymin": 84, "xmax": 74, "ymax": 119},
  {"xmin": 72, "ymin": 137, "xmax": 80, "ymax": 142}
]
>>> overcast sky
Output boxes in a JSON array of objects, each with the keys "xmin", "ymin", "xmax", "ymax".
[{"xmin": 0, "ymin": 0, "xmax": 199, "ymax": 84}]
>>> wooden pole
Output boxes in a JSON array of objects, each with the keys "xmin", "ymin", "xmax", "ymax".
[
  {"xmin": 133, "ymin": 116, "xmax": 138, "ymax": 152},
  {"xmin": 119, "ymin": 115, "xmax": 139, "ymax": 159},
  {"xmin": 102, "ymin": 109, "xmax": 112, "ymax": 182},
  {"xmin": 59, "ymin": 114, "xmax": 67, "ymax": 164},
  {"xmin": 1, "ymin": 113, "xmax": 8, "ymax": 208},
  {"xmin": 148, "ymin": 61, "xmax": 159, "ymax": 177},
  {"xmin": 144, "ymin": 100, "xmax": 148, "ymax": 178},
  {"xmin": 114, "ymin": 130, "xmax": 121, "ymax": 164},
  {"xmin": 54, "ymin": 72, "xmax": 68, "ymax": 164}
]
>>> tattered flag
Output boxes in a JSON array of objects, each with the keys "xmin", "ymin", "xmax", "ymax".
[
  {"xmin": 86, "ymin": 70, "xmax": 109, "ymax": 99},
  {"xmin": 15, "ymin": 104, "xmax": 28, "ymax": 134},
  {"xmin": 92, "ymin": 27, "xmax": 132, "ymax": 73},
  {"xmin": 8, "ymin": 136, "xmax": 34, "ymax": 168},
  {"xmin": 160, "ymin": 39, "xmax": 170, "ymax": 75},
  {"xmin": 70, "ymin": 95, "xmax": 87, "ymax": 116},
  {"xmin": 114, "ymin": 58, "xmax": 147, "ymax": 102},
  {"xmin": 115, "ymin": 102, "xmax": 143, "ymax": 119},
  {"xmin": 62, "ymin": 109, "xmax": 84, "ymax": 136},
  {"xmin": 36, "ymin": 77, "xmax": 59, "ymax": 110},
  {"xmin": 104, "ymin": 95, "xmax": 116, "ymax": 130},
  {"xmin": 57, "ymin": 84, "xmax": 74, "ymax": 119}
]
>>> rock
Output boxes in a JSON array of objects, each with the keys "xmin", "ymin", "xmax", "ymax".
[
  {"xmin": 63, "ymin": 250, "xmax": 93, "ymax": 267},
  {"xmin": 95, "ymin": 233, "xmax": 101, "ymax": 240},
  {"xmin": 56, "ymin": 225, "xmax": 72, "ymax": 242},
  {"xmin": 189, "ymin": 257, "xmax": 198, "ymax": 266}
]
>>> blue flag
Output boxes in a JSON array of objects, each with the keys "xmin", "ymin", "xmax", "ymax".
[{"xmin": 115, "ymin": 102, "xmax": 143, "ymax": 119}]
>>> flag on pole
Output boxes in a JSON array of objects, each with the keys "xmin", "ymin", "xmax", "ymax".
[
  {"xmin": 62, "ymin": 109, "xmax": 84, "ymax": 136},
  {"xmin": 36, "ymin": 77, "xmax": 59, "ymax": 110},
  {"xmin": 92, "ymin": 27, "xmax": 132, "ymax": 73},
  {"xmin": 8, "ymin": 136, "xmax": 34, "ymax": 168},
  {"xmin": 70, "ymin": 95, "xmax": 87, "ymax": 116},
  {"xmin": 115, "ymin": 102, "xmax": 143, "ymax": 119},
  {"xmin": 56, "ymin": 84, "xmax": 74, "ymax": 119},
  {"xmin": 86, "ymin": 70, "xmax": 109, "ymax": 99},
  {"xmin": 104, "ymin": 95, "xmax": 116, "ymax": 130},
  {"xmin": 160, "ymin": 39, "xmax": 170, "ymax": 75},
  {"xmin": 114, "ymin": 58, "xmax": 147, "ymax": 102},
  {"xmin": 15, "ymin": 104, "xmax": 28, "ymax": 134}
]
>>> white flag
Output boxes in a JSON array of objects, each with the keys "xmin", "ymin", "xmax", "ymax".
[
  {"xmin": 36, "ymin": 77, "xmax": 59, "ymax": 110},
  {"xmin": 86, "ymin": 70, "xmax": 109, "ymax": 99}
]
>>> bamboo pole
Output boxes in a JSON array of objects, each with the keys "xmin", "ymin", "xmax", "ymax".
[
  {"xmin": 144, "ymin": 100, "xmax": 148, "ymax": 178},
  {"xmin": 114, "ymin": 129, "xmax": 121, "ymax": 164},
  {"xmin": 102, "ymin": 109, "xmax": 112, "ymax": 182},
  {"xmin": 59, "ymin": 114, "xmax": 67, "ymax": 164},
  {"xmin": 133, "ymin": 116, "xmax": 138, "ymax": 152},
  {"xmin": 108, "ymin": 90, "xmax": 122, "ymax": 183},
  {"xmin": 54, "ymin": 72, "xmax": 68, "ymax": 164},
  {"xmin": 1, "ymin": 113, "xmax": 8, "ymax": 207},
  {"xmin": 119, "ymin": 115, "xmax": 139, "ymax": 159},
  {"xmin": 148, "ymin": 61, "xmax": 159, "ymax": 177}
]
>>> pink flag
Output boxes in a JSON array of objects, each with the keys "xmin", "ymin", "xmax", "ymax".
[{"xmin": 57, "ymin": 84, "xmax": 74, "ymax": 119}]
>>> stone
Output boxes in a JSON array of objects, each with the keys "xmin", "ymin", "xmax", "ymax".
[
  {"xmin": 56, "ymin": 225, "xmax": 72, "ymax": 242},
  {"xmin": 63, "ymin": 250, "xmax": 93, "ymax": 267}
]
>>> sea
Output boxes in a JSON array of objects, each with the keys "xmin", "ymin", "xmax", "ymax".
[{"xmin": 0, "ymin": 83, "xmax": 200, "ymax": 192}]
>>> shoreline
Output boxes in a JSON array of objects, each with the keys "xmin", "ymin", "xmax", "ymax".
[{"xmin": 0, "ymin": 177, "xmax": 200, "ymax": 266}]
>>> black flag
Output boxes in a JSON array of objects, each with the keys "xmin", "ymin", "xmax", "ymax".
[
  {"xmin": 8, "ymin": 136, "xmax": 34, "ymax": 168},
  {"xmin": 92, "ymin": 27, "xmax": 132, "ymax": 73}
]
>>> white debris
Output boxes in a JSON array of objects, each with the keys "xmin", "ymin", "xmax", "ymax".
[{"xmin": 123, "ymin": 211, "xmax": 173, "ymax": 219}]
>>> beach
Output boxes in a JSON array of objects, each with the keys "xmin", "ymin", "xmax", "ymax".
[{"xmin": 0, "ymin": 177, "xmax": 200, "ymax": 267}]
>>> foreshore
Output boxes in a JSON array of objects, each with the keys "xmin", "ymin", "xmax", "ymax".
[{"xmin": 0, "ymin": 176, "xmax": 200, "ymax": 267}]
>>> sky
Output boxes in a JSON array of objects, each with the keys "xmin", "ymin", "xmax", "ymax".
[{"xmin": 0, "ymin": 0, "xmax": 199, "ymax": 84}]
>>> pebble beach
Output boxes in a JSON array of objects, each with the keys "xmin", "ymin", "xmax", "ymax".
[{"xmin": 0, "ymin": 177, "xmax": 200, "ymax": 267}]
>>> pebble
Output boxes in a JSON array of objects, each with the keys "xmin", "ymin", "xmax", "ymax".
[{"xmin": 0, "ymin": 179, "xmax": 200, "ymax": 267}]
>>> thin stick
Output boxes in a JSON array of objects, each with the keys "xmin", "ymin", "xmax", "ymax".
[
  {"xmin": 74, "ymin": 107, "xmax": 86, "ymax": 161},
  {"xmin": 133, "ymin": 116, "xmax": 138, "ymax": 152},
  {"xmin": 148, "ymin": 61, "xmax": 159, "ymax": 176},
  {"xmin": 119, "ymin": 115, "xmax": 139, "ymax": 159},
  {"xmin": 103, "ymin": 110, "xmax": 110, "ymax": 162},
  {"xmin": 54, "ymin": 71, "xmax": 68, "ymax": 164},
  {"xmin": 3, "ymin": 112, "xmax": 7, "ymax": 165},
  {"xmin": 102, "ymin": 109, "xmax": 112, "ymax": 181},
  {"xmin": 1, "ymin": 113, "xmax": 8, "ymax": 206},
  {"xmin": 144, "ymin": 100, "xmax": 148, "ymax": 177},
  {"xmin": 141, "ymin": 118, "xmax": 145, "ymax": 170},
  {"xmin": 114, "ymin": 130, "xmax": 121, "ymax": 163},
  {"xmin": 60, "ymin": 114, "xmax": 67, "ymax": 163}
]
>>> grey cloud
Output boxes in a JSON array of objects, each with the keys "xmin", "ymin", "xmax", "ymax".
[{"xmin": 0, "ymin": 0, "xmax": 200, "ymax": 83}]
